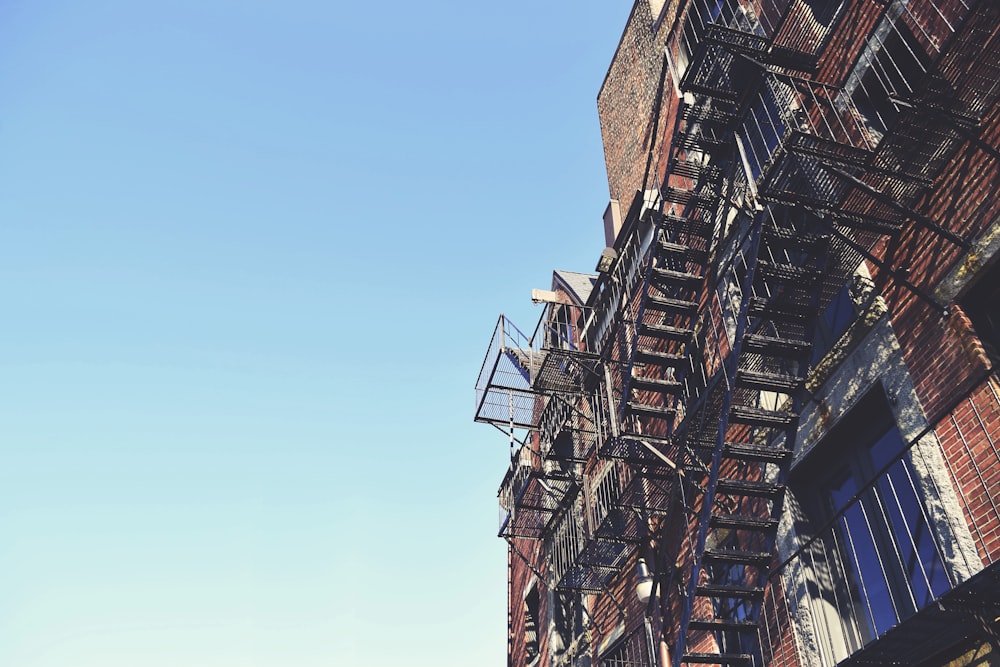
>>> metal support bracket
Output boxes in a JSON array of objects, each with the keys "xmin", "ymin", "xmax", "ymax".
[
  {"xmin": 505, "ymin": 537, "xmax": 549, "ymax": 589},
  {"xmin": 825, "ymin": 165, "xmax": 972, "ymax": 250},
  {"xmin": 812, "ymin": 209, "xmax": 951, "ymax": 317}
]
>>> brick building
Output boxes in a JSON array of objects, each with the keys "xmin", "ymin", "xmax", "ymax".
[{"xmin": 474, "ymin": 1, "xmax": 1000, "ymax": 666}]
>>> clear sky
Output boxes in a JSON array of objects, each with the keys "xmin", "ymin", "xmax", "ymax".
[{"xmin": 0, "ymin": 2, "xmax": 626, "ymax": 665}]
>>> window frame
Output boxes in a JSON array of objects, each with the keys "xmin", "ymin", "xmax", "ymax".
[{"xmin": 792, "ymin": 390, "xmax": 952, "ymax": 662}]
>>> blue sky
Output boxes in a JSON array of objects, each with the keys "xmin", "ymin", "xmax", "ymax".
[{"xmin": 0, "ymin": 2, "xmax": 626, "ymax": 665}]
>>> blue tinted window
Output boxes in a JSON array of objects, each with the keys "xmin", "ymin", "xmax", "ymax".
[
  {"xmin": 819, "ymin": 420, "xmax": 950, "ymax": 646},
  {"xmin": 811, "ymin": 282, "xmax": 856, "ymax": 364}
]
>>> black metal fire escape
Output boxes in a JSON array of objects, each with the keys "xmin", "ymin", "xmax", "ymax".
[
  {"xmin": 475, "ymin": 2, "xmax": 1000, "ymax": 665},
  {"xmin": 476, "ymin": 306, "xmax": 609, "ymax": 598},
  {"xmin": 610, "ymin": 95, "xmax": 730, "ymax": 463},
  {"xmin": 660, "ymin": 1, "xmax": 1000, "ymax": 665}
]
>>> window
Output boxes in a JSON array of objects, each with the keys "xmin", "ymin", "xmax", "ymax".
[
  {"xmin": 800, "ymin": 0, "xmax": 844, "ymax": 28},
  {"xmin": 678, "ymin": 0, "xmax": 728, "ymax": 73},
  {"xmin": 742, "ymin": 78, "xmax": 788, "ymax": 181},
  {"xmin": 525, "ymin": 585, "xmax": 540, "ymax": 662},
  {"xmin": 548, "ymin": 304, "xmax": 578, "ymax": 352},
  {"xmin": 810, "ymin": 281, "xmax": 859, "ymax": 365},
  {"xmin": 959, "ymin": 259, "xmax": 1000, "ymax": 364},
  {"xmin": 795, "ymin": 391, "xmax": 951, "ymax": 663},
  {"xmin": 849, "ymin": 20, "xmax": 930, "ymax": 143},
  {"xmin": 600, "ymin": 626, "xmax": 651, "ymax": 667},
  {"xmin": 550, "ymin": 590, "xmax": 585, "ymax": 655}
]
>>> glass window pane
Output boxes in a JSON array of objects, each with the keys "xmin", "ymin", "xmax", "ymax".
[{"xmin": 839, "ymin": 502, "xmax": 897, "ymax": 637}]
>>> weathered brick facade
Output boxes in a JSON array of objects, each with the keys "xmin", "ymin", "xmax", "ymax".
[{"xmin": 478, "ymin": 2, "xmax": 1000, "ymax": 666}]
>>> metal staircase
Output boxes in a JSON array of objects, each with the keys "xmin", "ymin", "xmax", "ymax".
[
  {"xmin": 662, "ymin": 2, "xmax": 1000, "ymax": 665},
  {"xmin": 607, "ymin": 94, "xmax": 738, "ymax": 465},
  {"xmin": 672, "ymin": 207, "xmax": 830, "ymax": 667},
  {"xmin": 474, "ymin": 3, "xmax": 1000, "ymax": 666}
]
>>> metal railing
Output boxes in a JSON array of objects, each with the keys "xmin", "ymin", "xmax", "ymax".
[
  {"xmin": 538, "ymin": 392, "xmax": 605, "ymax": 463},
  {"xmin": 530, "ymin": 302, "xmax": 601, "ymax": 394},
  {"xmin": 475, "ymin": 314, "xmax": 543, "ymax": 428},
  {"xmin": 589, "ymin": 459, "xmax": 632, "ymax": 539},
  {"xmin": 547, "ymin": 463, "xmax": 638, "ymax": 593},
  {"xmin": 582, "ymin": 194, "xmax": 661, "ymax": 360},
  {"xmin": 741, "ymin": 74, "xmax": 879, "ymax": 189},
  {"xmin": 498, "ymin": 445, "xmax": 575, "ymax": 540},
  {"xmin": 533, "ymin": 301, "xmax": 600, "ymax": 359},
  {"xmin": 600, "ymin": 625, "xmax": 656, "ymax": 667},
  {"xmin": 549, "ymin": 497, "xmax": 599, "ymax": 591},
  {"xmin": 667, "ymin": 0, "xmax": 853, "ymax": 79}
]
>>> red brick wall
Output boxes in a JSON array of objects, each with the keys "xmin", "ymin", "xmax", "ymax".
[
  {"xmin": 597, "ymin": 1, "xmax": 668, "ymax": 207},
  {"xmin": 867, "ymin": 4, "xmax": 1000, "ymax": 422},
  {"xmin": 508, "ymin": 538, "xmax": 549, "ymax": 667},
  {"xmin": 813, "ymin": 0, "xmax": 885, "ymax": 85},
  {"xmin": 934, "ymin": 376, "xmax": 1000, "ymax": 565}
]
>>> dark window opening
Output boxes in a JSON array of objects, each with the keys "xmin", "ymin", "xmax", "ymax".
[
  {"xmin": 743, "ymin": 79, "xmax": 787, "ymax": 181},
  {"xmin": 851, "ymin": 21, "xmax": 931, "ymax": 142},
  {"xmin": 959, "ymin": 260, "xmax": 1000, "ymax": 364},
  {"xmin": 681, "ymin": 0, "xmax": 729, "ymax": 60},
  {"xmin": 551, "ymin": 591, "xmax": 584, "ymax": 654},
  {"xmin": 525, "ymin": 585, "xmax": 540, "ymax": 662}
]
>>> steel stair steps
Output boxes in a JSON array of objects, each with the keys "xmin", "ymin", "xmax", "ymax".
[
  {"xmin": 748, "ymin": 296, "xmax": 815, "ymax": 323},
  {"xmin": 670, "ymin": 193, "xmax": 830, "ymax": 667},
  {"xmin": 639, "ymin": 322, "xmax": 695, "ymax": 343},
  {"xmin": 682, "ymin": 652, "xmax": 751, "ymax": 665},
  {"xmin": 709, "ymin": 513, "xmax": 780, "ymax": 533},
  {"xmin": 764, "ymin": 226, "xmax": 829, "ymax": 250},
  {"xmin": 627, "ymin": 402, "xmax": 677, "ymax": 420},
  {"xmin": 668, "ymin": 158, "xmax": 723, "ymax": 182},
  {"xmin": 619, "ymin": 432, "xmax": 674, "ymax": 447},
  {"xmin": 658, "ymin": 239, "xmax": 709, "ymax": 265},
  {"xmin": 715, "ymin": 478, "xmax": 785, "ymax": 499},
  {"xmin": 651, "ymin": 267, "xmax": 703, "ymax": 289},
  {"xmin": 832, "ymin": 212, "xmax": 904, "ymax": 235},
  {"xmin": 704, "ymin": 24, "xmax": 770, "ymax": 56},
  {"xmin": 660, "ymin": 214, "xmax": 714, "ymax": 238},
  {"xmin": 703, "ymin": 548, "xmax": 771, "ymax": 567},
  {"xmin": 690, "ymin": 438, "xmax": 794, "ymax": 464},
  {"xmin": 744, "ymin": 333, "xmax": 811, "ymax": 358},
  {"xmin": 721, "ymin": 442, "xmax": 793, "ymax": 464},
  {"xmin": 683, "ymin": 84, "xmax": 739, "ymax": 102},
  {"xmin": 631, "ymin": 376, "xmax": 684, "ymax": 394},
  {"xmin": 730, "ymin": 405, "xmax": 797, "ymax": 428},
  {"xmin": 645, "ymin": 294, "xmax": 699, "ymax": 316},
  {"xmin": 680, "ymin": 103, "xmax": 739, "ymax": 127},
  {"xmin": 735, "ymin": 369, "xmax": 804, "ymax": 393},
  {"xmin": 696, "ymin": 583, "xmax": 766, "ymax": 600},
  {"xmin": 662, "ymin": 186, "xmax": 720, "ymax": 210},
  {"xmin": 634, "ymin": 348, "xmax": 689, "ymax": 368},
  {"xmin": 757, "ymin": 260, "xmax": 822, "ymax": 284},
  {"xmin": 675, "ymin": 132, "xmax": 728, "ymax": 153},
  {"xmin": 688, "ymin": 618, "xmax": 759, "ymax": 633}
]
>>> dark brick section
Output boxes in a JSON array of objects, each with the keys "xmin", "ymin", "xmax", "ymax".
[{"xmin": 597, "ymin": 1, "xmax": 662, "ymax": 204}]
